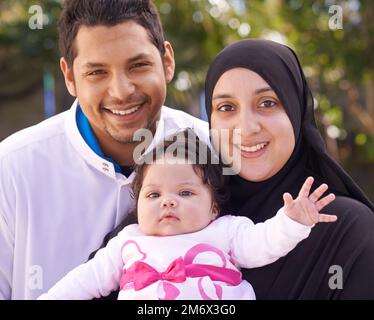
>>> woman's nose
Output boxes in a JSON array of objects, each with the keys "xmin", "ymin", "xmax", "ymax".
[
  {"xmin": 160, "ymin": 197, "xmax": 177, "ymax": 208},
  {"xmin": 239, "ymin": 108, "xmax": 261, "ymax": 135}
]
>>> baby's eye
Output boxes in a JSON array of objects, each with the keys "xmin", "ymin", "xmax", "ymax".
[
  {"xmin": 217, "ymin": 104, "xmax": 234, "ymax": 112},
  {"xmin": 259, "ymin": 100, "xmax": 277, "ymax": 108},
  {"xmin": 179, "ymin": 190, "xmax": 193, "ymax": 197},
  {"xmin": 147, "ymin": 192, "xmax": 160, "ymax": 198}
]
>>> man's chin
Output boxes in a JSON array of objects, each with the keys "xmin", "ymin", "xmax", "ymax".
[
  {"xmin": 105, "ymin": 129, "xmax": 138, "ymax": 145},
  {"xmin": 105, "ymin": 121, "xmax": 155, "ymax": 145},
  {"xmin": 111, "ymin": 135, "xmax": 138, "ymax": 145}
]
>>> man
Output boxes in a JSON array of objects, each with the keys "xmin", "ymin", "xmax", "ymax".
[{"xmin": 0, "ymin": 0, "xmax": 208, "ymax": 299}]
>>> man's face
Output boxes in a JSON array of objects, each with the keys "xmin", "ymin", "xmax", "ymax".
[{"xmin": 61, "ymin": 21, "xmax": 175, "ymax": 146}]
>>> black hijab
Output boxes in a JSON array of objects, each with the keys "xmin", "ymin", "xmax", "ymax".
[
  {"xmin": 205, "ymin": 39, "xmax": 374, "ymax": 299},
  {"xmin": 205, "ymin": 39, "xmax": 373, "ymax": 219}
]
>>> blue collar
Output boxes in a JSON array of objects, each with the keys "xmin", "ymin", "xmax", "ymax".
[{"xmin": 76, "ymin": 105, "xmax": 123, "ymax": 173}]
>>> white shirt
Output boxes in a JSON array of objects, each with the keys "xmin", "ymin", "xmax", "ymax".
[
  {"xmin": 38, "ymin": 210, "xmax": 311, "ymax": 300},
  {"xmin": 0, "ymin": 100, "xmax": 209, "ymax": 300}
]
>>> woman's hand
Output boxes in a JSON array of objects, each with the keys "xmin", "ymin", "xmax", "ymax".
[{"xmin": 283, "ymin": 177, "xmax": 337, "ymax": 226}]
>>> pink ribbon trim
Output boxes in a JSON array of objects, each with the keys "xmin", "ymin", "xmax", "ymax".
[{"xmin": 120, "ymin": 256, "xmax": 241, "ymax": 291}]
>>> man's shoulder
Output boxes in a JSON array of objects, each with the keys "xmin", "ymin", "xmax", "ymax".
[{"xmin": 0, "ymin": 111, "xmax": 68, "ymax": 159}]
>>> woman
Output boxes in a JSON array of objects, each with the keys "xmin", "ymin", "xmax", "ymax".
[{"xmin": 205, "ymin": 39, "xmax": 374, "ymax": 299}]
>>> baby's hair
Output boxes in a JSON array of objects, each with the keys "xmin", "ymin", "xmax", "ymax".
[{"xmin": 131, "ymin": 128, "xmax": 229, "ymax": 221}]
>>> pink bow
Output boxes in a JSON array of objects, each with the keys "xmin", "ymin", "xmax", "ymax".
[{"xmin": 121, "ymin": 257, "xmax": 186, "ymax": 291}]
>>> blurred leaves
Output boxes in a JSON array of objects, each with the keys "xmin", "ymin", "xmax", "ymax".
[{"xmin": 0, "ymin": 0, "xmax": 60, "ymax": 100}]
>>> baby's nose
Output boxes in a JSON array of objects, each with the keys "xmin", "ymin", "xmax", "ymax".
[{"xmin": 160, "ymin": 198, "xmax": 177, "ymax": 208}]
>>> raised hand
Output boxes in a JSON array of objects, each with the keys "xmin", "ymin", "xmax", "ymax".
[{"xmin": 283, "ymin": 177, "xmax": 337, "ymax": 226}]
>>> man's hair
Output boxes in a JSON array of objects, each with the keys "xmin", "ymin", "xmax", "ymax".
[
  {"xmin": 58, "ymin": 0, "xmax": 166, "ymax": 68},
  {"xmin": 131, "ymin": 129, "xmax": 229, "ymax": 221}
]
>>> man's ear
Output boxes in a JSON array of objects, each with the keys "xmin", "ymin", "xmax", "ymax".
[
  {"xmin": 163, "ymin": 41, "xmax": 175, "ymax": 84},
  {"xmin": 60, "ymin": 57, "xmax": 77, "ymax": 97}
]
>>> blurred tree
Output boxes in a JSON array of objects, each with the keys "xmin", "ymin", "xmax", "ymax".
[
  {"xmin": 153, "ymin": 0, "xmax": 271, "ymax": 112},
  {"xmin": 272, "ymin": 0, "xmax": 374, "ymax": 197},
  {"xmin": 0, "ymin": 0, "xmax": 60, "ymax": 100}
]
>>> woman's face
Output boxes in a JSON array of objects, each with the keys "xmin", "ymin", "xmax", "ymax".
[{"xmin": 211, "ymin": 68, "xmax": 295, "ymax": 182}]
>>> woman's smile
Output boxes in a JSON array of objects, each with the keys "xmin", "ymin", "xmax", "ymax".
[{"xmin": 235, "ymin": 142, "xmax": 270, "ymax": 159}]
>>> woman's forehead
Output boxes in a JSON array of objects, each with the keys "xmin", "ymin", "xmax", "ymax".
[{"xmin": 213, "ymin": 68, "xmax": 273, "ymax": 95}]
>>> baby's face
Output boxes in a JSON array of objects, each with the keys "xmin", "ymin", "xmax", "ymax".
[{"xmin": 137, "ymin": 160, "xmax": 217, "ymax": 236}]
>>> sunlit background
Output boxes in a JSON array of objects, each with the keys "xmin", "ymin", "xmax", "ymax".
[{"xmin": 0, "ymin": 0, "xmax": 373, "ymax": 199}]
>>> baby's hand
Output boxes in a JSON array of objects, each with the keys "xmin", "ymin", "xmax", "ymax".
[{"xmin": 283, "ymin": 177, "xmax": 337, "ymax": 226}]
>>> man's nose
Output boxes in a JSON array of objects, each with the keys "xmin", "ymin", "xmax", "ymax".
[{"xmin": 107, "ymin": 72, "xmax": 135, "ymax": 101}]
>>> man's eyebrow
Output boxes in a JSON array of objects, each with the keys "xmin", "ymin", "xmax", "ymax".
[
  {"xmin": 212, "ymin": 87, "xmax": 274, "ymax": 100},
  {"xmin": 127, "ymin": 53, "xmax": 153, "ymax": 63},
  {"xmin": 81, "ymin": 62, "xmax": 108, "ymax": 69},
  {"xmin": 81, "ymin": 54, "xmax": 153, "ymax": 70}
]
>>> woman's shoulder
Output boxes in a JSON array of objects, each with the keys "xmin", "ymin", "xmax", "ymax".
[
  {"xmin": 325, "ymin": 195, "xmax": 374, "ymax": 228},
  {"xmin": 309, "ymin": 196, "xmax": 374, "ymax": 274}
]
